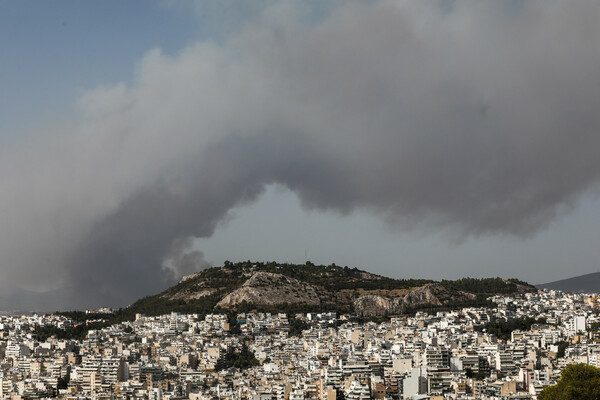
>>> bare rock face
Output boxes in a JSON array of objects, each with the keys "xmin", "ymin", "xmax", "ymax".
[
  {"xmin": 179, "ymin": 273, "xmax": 202, "ymax": 283},
  {"xmin": 216, "ymin": 272, "xmax": 321, "ymax": 308},
  {"xmin": 354, "ymin": 284, "xmax": 457, "ymax": 317},
  {"xmin": 354, "ymin": 295, "xmax": 400, "ymax": 317},
  {"xmin": 402, "ymin": 284, "xmax": 445, "ymax": 307}
]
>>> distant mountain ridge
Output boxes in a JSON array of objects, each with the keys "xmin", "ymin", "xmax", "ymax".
[
  {"xmin": 537, "ymin": 272, "xmax": 600, "ymax": 293},
  {"xmin": 120, "ymin": 261, "xmax": 536, "ymax": 318}
]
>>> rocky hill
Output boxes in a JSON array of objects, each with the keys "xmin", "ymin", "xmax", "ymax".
[{"xmin": 121, "ymin": 261, "xmax": 536, "ymax": 318}]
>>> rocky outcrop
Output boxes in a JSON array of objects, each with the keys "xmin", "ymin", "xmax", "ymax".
[
  {"xmin": 354, "ymin": 295, "xmax": 401, "ymax": 316},
  {"xmin": 179, "ymin": 273, "xmax": 202, "ymax": 283},
  {"xmin": 354, "ymin": 283, "xmax": 478, "ymax": 317},
  {"xmin": 402, "ymin": 284, "xmax": 445, "ymax": 307},
  {"xmin": 216, "ymin": 272, "xmax": 321, "ymax": 308}
]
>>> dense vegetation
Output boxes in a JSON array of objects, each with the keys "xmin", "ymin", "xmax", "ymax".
[
  {"xmin": 57, "ymin": 372, "xmax": 70, "ymax": 390},
  {"xmin": 475, "ymin": 317, "xmax": 546, "ymax": 340},
  {"xmin": 214, "ymin": 344, "xmax": 260, "ymax": 371},
  {"xmin": 263, "ymin": 262, "xmax": 431, "ymax": 291},
  {"xmin": 465, "ymin": 368, "xmax": 490, "ymax": 380},
  {"xmin": 120, "ymin": 292, "xmax": 223, "ymax": 319},
  {"xmin": 554, "ymin": 341, "xmax": 569, "ymax": 359},
  {"xmin": 440, "ymin": 277, "xmax": 534, "ymax": 294},
  {"xmin": 288, "ymin": 318, "xmax": 309, "ymax": 337},
  {"xmin": 34, "ymin": 321, "xmax": 106, "ymax": 341},
  {"xmin": 588, "ymin": 321, "xmax": 600, "ymax": 332},
  {"xmin": 539, "ymin": 363, "xmax": 600, "ymax": 400}
]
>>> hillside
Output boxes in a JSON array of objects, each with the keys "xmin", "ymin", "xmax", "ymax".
[
  {"xmin": 119, "ymin": 261, "xmax": 536, "ymax": 318},
  {"xmin": 44, "ymin": 262, "xmax": 536, "ymax": 340},
  {"xmin": 537, "ymin": 272, "xmax": 600, "ymax": 293}
]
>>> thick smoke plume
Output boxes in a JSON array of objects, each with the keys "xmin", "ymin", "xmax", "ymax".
[
  {"xmin": 2, "ymin": 1, "xmax": 600, "ymax": 308},
  {"xmin": 164, "ymin": 238, "xmax": 212, "ymax": 278}
]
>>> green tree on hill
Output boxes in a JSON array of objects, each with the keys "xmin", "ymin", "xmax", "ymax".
[
  {"xmin": 288, "ymin": 318, "xmax": 309, "ymax": 336},
  {"xmin": 57, "ymin": 370, "xmax": 70, "ymax": 390},
  {"xmin": 539, "ymin": 363, "xmax": 600, "ymax": 400},
  {"xmin": 214, "ymin": 344, "xmax": 259, "ymax": 371}
]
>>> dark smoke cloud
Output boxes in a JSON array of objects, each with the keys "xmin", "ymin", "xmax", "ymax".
[
  {"xmin": 3, "ymin": 0, "xmax": 600, "ymax": 308},
  {"xmin": 164, "ymin": 238, "xmax": 212, "ymax": 278}
]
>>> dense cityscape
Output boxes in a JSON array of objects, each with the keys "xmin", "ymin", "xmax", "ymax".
[
  {"xmin": 4, "ymin": 2, "xmax": 600, "ymax": 400},
  {"xmin": 0, "ymin": 289, "xmax": 599, "ymax": 400}
]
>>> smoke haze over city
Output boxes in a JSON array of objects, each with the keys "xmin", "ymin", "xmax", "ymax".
[{"xmin": 2, "ymin": 1, "xmax": 600, "ymax": 310}]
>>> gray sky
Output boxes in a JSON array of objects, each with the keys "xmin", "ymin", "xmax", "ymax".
[{"xmin": 1, "ymin": 0, "xmax": 600, "ymax": 310}]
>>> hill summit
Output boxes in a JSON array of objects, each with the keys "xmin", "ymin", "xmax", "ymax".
[{"xmin": 124, "ymin": 261, "xmax": 536, "ymax": 317}]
